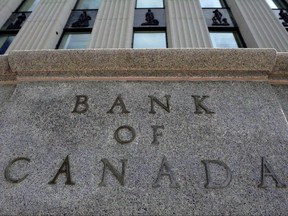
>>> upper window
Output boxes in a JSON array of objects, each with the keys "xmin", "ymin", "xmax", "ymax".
[
  {"xmin": 0, "ymin": 0, "xmax": 39, "ymax": 54},
  {"xmin": 57, "ymin": 0, "xmax": 99, "ymax": 50},
  {"xmin": 266, "ymin": 0, "xmax": 287, "ymax": 9},
  {"xmin": 266, "ymin": 0, "xmax": 279, "ymax": 8},
  {"xmin": 133, "ymin": 2, "xmax": 167, "ymax": 48},
  {"xmin": 200, "ymin": 0, "xmax": 224, "ymax": 8},
  {"xmin": 75, "ymin": 0, "xmax": 101, "ymax": 9},
  {"xmin": 136, "ymin": 0, "xmax": 164, "ymax": 8},
  {"xmin": 18, "ymin": 0, "xmax": 41, "ymax": 12}
]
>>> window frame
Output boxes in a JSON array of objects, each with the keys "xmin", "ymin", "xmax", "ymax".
[
  {"xmin": 56, "ymin": 0, "xmax": 100, "ymax": 50},
  {"xmin": 133, "ymin": 1, "xmax": 167, "ymax": 48},
  {"xmin": 266, "ymin": 0, "xmax": 288, "ymax": 9},
  {"xmin": 136, "ymin": 0, "xmax": 165, "ymax": 9},
  {"xmin": 0, "ymin": 34, "xmax": 16, "ymax": 54},
  {"xmin": 132, "ymin": 28, "xmax": 168, "ymax": 48},
  {"xmin": 199, "ymin": 0, "xmax": 228, "ymax": 9},
  {"xmin": 16, "ymin": 0, "xmax": 41, "ymax": 12},
  {"xmin": 0, "ymin": 0, "xmax": 38, "ymax": 54},
  {"xmin": 74, "ymin": 0, "xmax": 101, "ymax": 10},
  {"xmin": 209, "ymin": 28, "xmax": 246, "ymax": 48},
  {"xmin": 56, "ymin": 28, "xmax": 92, "ymax": 50}
]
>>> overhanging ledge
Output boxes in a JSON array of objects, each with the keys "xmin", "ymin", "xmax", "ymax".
[
  {"xmin": 3, "ymin": 49, "xmax": 281, "ymax": 82},
  {"xmin": 0, "ymin": 55, "xmax": 16, "ymax": 84},
  {"xmin": 269, "ymin": 52, "xmax": 288, "ymax": 85}
]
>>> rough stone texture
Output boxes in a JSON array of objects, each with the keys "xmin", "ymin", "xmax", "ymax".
[
  {"xmin": 0, "ymin": 84, "xmax": 16, "ymax": 111},
  {"xmin": 272, "ymin": 85, "xmax": 288, "ymax": 120},
  {"xmin": 0, "ymin": 55, "xmax": 16, "ymax": 81},
  {"xmin": 1, "ymin": 81, "xmax": 288, "ymax": 215},
  {"xmin": 0, "ymin": 55, "xmax": 16, "ymax": 111},
  {"xmin": 269, "ymin": 53, "xmax": 288, "ymax": 84},
  {"xmin": 8, "ymin": 49, "xmax": 276, "ymax": 80},
  {"xmin": 271, "ymin": 53, "xmax": 288, "ymax": 74}
]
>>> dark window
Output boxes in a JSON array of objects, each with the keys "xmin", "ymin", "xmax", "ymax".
[
  {"xmin": 269, "ymin": 0, "xmax": 288, "ymax": 29},
  {"xmin": 133, "ymin": 3, "xmax": 166, "ymax": 48},
  {"xmin": 0, "ymin": 35, "xmax": 15, "ymax": 54},
  {"xmin": 56, "ymin": 0, "xmax": 100, "ymax": 49},
  {"xmin": 0, "ymin": 0, "xmax": 39, "ymax": 54},
  {"xmin": 1, "ymin": 12, "xmax": 30, "ymax": 31},
  {"xmin": 201, "ymin": 0, "xmax": 246, "ymax": 48},
  {"xmin": 65, "ymin": 10, "xmax": 97, "ymax": 29}
]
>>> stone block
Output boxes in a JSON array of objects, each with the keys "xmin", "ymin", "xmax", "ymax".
[
  {"xmin": 0, "ymin": 55, "xmax": 16, "ymax": 82},
  {"xmin": 272, "ymin": 85, "xmax": 288, "ymax": 119},
  {"xmin": 269, "ymin": 53, "xmax": 288, "ymax": 84},
  {"xmin": 8, "ymin": 49, "xmax": 275, "ymax": 81},
  {"xmin": 0, "ymin": 81, "xmax": 288, "ymax": 215}
]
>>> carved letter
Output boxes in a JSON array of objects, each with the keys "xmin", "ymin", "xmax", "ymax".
[
  {"xmin": 107, "ymin": 95, "xmax": 130, "ymax": 114},
  {"xmin": 151, "ymin": 125, "xmax": 164, "ymax": 145},
  {"xmin": 149, "ymin": 95, "xmax": 171, "ymax": 114},
  {"xmin": 192, "ymin": 95, "xmax": 215, "ymax": 114},
  {"xmin": 4, "ymin": 157, "xmax": 30, "ymax": 183},
  {"xmin": 114, "ymin": 125, "xmax": 136, "ymax": 144},
  {"xmin": 152, "ymin": 156, "xmax": 180, "ymax": 188},
  {"xmin": 72, "ymin": 95, "xmax": 89, "ymax": 114},
  {"xmin": 258, "ymin": 157, "xmax": 286, "ymax": 188},
  {"xmin": 98, "ymin": 159, "xmax": 127, "ymax": 187},
  {"xmin": 202, "ymin": 160, "xmax": 232, "ymax": 189},
  {"xmin": 48, "ymin": 155, "xmax": 75, "ymax": 185}
]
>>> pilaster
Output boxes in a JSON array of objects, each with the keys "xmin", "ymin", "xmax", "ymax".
[
  {"xmin": 89, "ymin": 0, "xmax": 135, "ymax": 48},
  {"xmin": 7, "ymin": 0, "xmax": 77, "ymax": 52},
  {"xmin": 226, "ymin": 0, "xmax": 288, "ymax": 51},
  {"xmin": 166, "ymin": 0, "xmax": 212, "ymax": 48}
]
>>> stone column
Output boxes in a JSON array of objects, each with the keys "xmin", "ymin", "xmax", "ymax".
[
  {"xmin": 89, "ymin": 0, "xmax": 135, "ymax": 48},
  {"xmin": 7, "ymin": 0, "xmax": 77, "ymax": 52},
  {"xmin": 165, "ymin": 0, "xmax": 212, "ymax": 48},
  {"xmin": 226, "ymin": 0, "xmax": 288, "ymax": 51},
  {"xmin": 0, "ymin": 0, "xmax": 22, "ymax": 28}
]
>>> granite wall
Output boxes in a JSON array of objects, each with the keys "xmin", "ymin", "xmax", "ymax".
[{"xmin": 1, "ymin": 49, "xmax": 288, "ymax": 215}]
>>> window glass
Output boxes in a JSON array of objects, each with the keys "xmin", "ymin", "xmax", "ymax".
[
  {"xmin": 210, "ymin": 32, "xmax": 240, "ymax": 48},
  {"xmin": 76, "ymin": 0, "xmax": 101, "ymax": 9},
  {"xmin": 136, "ymin": 0, "xmax": 164, "ymax": 8},
  {"xmin": 0, "ymin": 35, "xmax": 15, "ymax": 54},
  {"xmin": 266, "ymin": 0, "xmax": 279, "ymax": 8},
  {"xmin": 58, "ymin": 33, "xmax": 90, "ymax": 49},
  {"xmin": 133, "ymin": 32, "xmax": 166, "ymax": 48},
  {"xmin": 18, "ymin": 0, "xmax": 41, "ymax": 12},
  {"xmin": 200, "ymin": 0, "xmax": 223, "ymax": 8}
]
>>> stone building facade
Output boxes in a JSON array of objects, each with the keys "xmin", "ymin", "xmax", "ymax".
[
  {"xmin": 1, "ymin": 0, "xmax": 288, "ymax": 52},
  {"xmin": 1, "ymin": 1, "xmax": 288, "ymax": 215}
]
